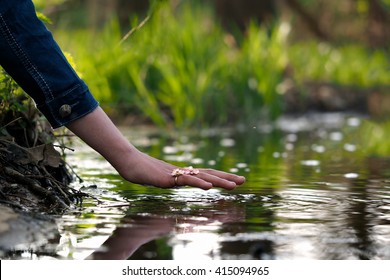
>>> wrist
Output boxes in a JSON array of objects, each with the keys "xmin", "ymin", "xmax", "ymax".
[{"xmin": 110, "ymin": 144, "xmax": 141, "ymax": 178}]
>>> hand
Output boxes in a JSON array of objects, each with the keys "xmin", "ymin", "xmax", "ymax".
[{"xmin": 117, "ymin": 150, "xmax": 246, "ymax": 190}]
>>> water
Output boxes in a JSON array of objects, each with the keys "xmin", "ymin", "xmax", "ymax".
[{"xmin": 8, "ymin": 113, "xmax": 390, "ymax": 260}]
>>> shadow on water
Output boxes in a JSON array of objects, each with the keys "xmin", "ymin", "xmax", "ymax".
[{"xmin": 2, "ymin": 113, "xmax": 390, "ymax": 260}]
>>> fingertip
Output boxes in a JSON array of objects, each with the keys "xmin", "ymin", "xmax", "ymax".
[
  {"xmin": 222, "ymin": 181, "xmax": 238, "ymax": 190},
  {"xmin": 235, "ymin": 176, "xmax": 246, "ymax": 185},
  {"xmin": 201, "ymin": 182, "xmax": 214, "ymax": 190}
]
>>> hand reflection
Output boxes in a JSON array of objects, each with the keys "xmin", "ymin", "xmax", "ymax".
[
  {"xmin": 87, "ymin": 200, "xmax": 245, "ymax": 260},
  {"xmin": 87, "ymin": 216, "xmax": 175, "ymax": 260}
]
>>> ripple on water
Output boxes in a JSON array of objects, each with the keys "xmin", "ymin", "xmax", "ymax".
[{"xmin": 22, "ymin": 114, "xmax": 390, "ymax": 260}]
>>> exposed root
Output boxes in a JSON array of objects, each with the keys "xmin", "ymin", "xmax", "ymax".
[{"xmin": 0, "ymin": 137, "xmax": 84, "ymax": 214}]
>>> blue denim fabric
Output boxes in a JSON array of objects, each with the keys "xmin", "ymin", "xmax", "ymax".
[{"xmin": 0, "ymin": 0, "xmax": 98, "ymax": 128}]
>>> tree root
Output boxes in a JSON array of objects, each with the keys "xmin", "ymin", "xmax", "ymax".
[{"xmin": 0, "ymin": 137, "xmax": 84, "ymax": 214}]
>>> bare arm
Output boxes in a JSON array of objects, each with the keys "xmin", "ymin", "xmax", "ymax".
[
  {"xmin": 0, "ymin": 0, "xmax": 244, "ymax": 190},
  {"xmin": 66, "ymin": 107, "xmax": 245, "ymax": 190}
]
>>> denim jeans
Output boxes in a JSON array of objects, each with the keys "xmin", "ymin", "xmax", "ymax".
[{"xmin": 0, "ymin": 0, "xmax": 98, "ymax": 128}]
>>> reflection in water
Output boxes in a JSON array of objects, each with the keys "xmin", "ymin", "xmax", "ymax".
[
  {"xmin": 3, "ymin": 113, "xmax": 390, "ymax": 260},
  {"xmin": 89, "ymin": 215, "xmax": 175, "ymax": 260},
  {"xmin": 86, "ymin": 191, "xmax": 275, "ymax": 260}
]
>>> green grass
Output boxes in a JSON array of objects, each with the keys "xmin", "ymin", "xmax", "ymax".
[
  {"xmin": 49, "ymin": 2, "xmax": 389, "ymax": 128},
  {"xmin": 289, "ymin": 42, "xmax": 389, "ymax": 87},
  {"xmin": 54, "ymin": 2, "xmax": 288, "ymax": 128},
  {"xmin": 359, "ymin": 120, "xmax": 390, "ymax": 156},
  {"xmin": 0, "ymin": 69, "xmax": 26, "ymax": 122}
]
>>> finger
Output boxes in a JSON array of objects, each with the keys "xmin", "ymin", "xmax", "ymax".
[
  {"xmin": 195, "ymin": 172, "xmax": 238, "ymax": 190},
  {"xmin": 176, "ymin": 175, "xmax": 213, "ymax": 190},
  {"xmin": 199, "ymin": 169, "xmax": 246, "ymax": 185},
  {"xmin": 176, "ymin": 173, "xmax": 238, "ymax": 190}
]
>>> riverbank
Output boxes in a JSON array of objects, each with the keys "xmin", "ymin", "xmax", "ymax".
[{"xmin": 0, "ymin": 137, "xmax": 79, "ymax": 214}]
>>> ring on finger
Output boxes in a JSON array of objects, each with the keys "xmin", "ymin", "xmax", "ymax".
[
  {"xmin": 174, "ymin": 175, "xmax": 179, "ymax": 186},
  {"xmin": 171, "ymin": 166, "xmax": 200, "ymax": 186},
  {"xmin": 171, "ymin": 166, "xmax": 199, "ymax": 177}
]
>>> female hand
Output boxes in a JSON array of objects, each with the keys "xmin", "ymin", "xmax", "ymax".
[{"xmin": 117, "ymin": 150, "xmax": 246, "ymax": 190}]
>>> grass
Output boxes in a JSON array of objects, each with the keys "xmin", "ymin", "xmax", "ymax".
[
  {"xmin": 18, "ymin": 1, "xmax": 390, "ymax": 129},
  {"xmin": 359, "ymin": 120, "xmax": 390, "ymax": 156},
  {"xmin": 54, "ymin": 2, "xmax": 289, "ymax": 128},
  {"xmin": 0, "ymin": 69, "xmax": 26, "ymax": 123},
  {"xmin": 288, "ymin": 42, "xmax": 389, "ymax": 88}
]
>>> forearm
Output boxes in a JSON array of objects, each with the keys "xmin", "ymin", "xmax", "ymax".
[
  {"xmin": 66, "ymin": 106, "xmax": 140, "ymax": 175},
  {"xmin": 66, "ymin": 106, "xmax": 176, "ymax": 188}
]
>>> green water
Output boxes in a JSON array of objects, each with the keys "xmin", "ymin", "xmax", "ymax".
[{"xmin": 26, "ymin": 113, "xmax": 390, "ymax": 259}]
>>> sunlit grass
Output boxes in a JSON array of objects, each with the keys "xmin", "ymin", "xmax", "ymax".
[
  {"xmin": 53, "ymin": 2, "xmax": 389, "ymax": 128},
  {"xmin": 54, "ymin": 2, "xmax": 288, "ymax": 128},
  {"xmin": 289, "ymin": 42, "xmax": 389, "ymax": 88},
  {"xmin": 359, "ymin": 120, "xmax": 390, "ymax": 156}
]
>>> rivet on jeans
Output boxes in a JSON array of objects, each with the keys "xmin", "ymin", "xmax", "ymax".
[{"xmin": 59, "ymin": 104, "xmax": 72, "ymax": 118}]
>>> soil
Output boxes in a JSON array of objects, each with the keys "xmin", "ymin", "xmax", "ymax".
[
  {"xmin": 0, "ymin": 137, "xmax": 84, "ymax": 214},
  {"xmin": 0, "ymin": 136, "xmax": 85, "ymax": 256}
]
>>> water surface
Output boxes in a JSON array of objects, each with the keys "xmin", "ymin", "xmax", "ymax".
[{"xmin": 12, "ymin": 113, "xmax": 390, "ymax": 260}]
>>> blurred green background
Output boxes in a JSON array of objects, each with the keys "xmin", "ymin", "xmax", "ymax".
[
  {"xmin": 32, "ymin": 0, "xmax": 389, "ymax": 126},
  {"xmin": 1, "ymin": 0, "xmax": 389, "ymax": 155}
]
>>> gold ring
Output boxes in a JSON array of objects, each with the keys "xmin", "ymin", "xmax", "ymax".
[
  {"xmin": 174, "ymin": 176, "xmax": 179, "ymax": 186},
  {"xmin": 171, "ymin": 166, "xmax": 200, "ymax": 187}
]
